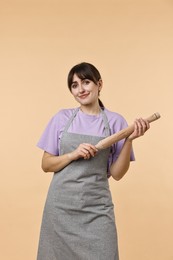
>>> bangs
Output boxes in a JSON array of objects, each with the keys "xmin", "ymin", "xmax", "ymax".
[{"xmin": 75, "ymin": 70, "xmax": 95, "ymax": 82}]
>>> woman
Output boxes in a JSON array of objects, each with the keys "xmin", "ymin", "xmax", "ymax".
[{"xmin": 37, "ymin": 62, "xmax": 149, "ymax": 260}]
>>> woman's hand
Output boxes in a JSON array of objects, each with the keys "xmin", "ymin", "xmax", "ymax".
[
  {"xmin": 41, "ymin": 143, "xmax": 98, "ymax": 173},
  {"xmin": 127, "ymin": 118, "xmax": 150, "ymax": 141},
  {"xmin": 69, "ymin": 143, "xmax": 98, "ymax": 160}
]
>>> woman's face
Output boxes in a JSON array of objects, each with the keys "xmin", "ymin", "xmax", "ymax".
[{"xmin": 70, "ymin": 74, "xmax": 102, "ymax": 107}]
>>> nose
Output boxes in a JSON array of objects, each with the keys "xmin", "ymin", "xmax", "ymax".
[{"xmin": 78, "ymin": 83, "xmax": 85, "ymax": 93}]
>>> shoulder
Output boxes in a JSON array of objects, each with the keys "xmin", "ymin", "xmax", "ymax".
[
  {"xmin": 51, "ymin": 108, "xmax": 77, "ymax": 122},
  {"xmin": 43, "ymin": 108, "xmax": 77, "ymax": 131},
  {"xmin": 104, "ymin": 108, "xmax": 128, "ymax": 133},
  {"xmin": 104, "ymin": 108, "xmax": 127, "ymax": 122}
]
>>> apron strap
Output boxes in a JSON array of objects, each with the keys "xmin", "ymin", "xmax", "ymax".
[
  {"xmin": 63, "ymin": 108, "xmax": 79, "ymax": 133},
  {"xmin": 100, "ymin": 109, "xmax": 111, "ymax": 137}
]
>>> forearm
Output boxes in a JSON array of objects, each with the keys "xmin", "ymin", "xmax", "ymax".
[
  {"xmin": 110, "ymin": 138, "xmax": 133, "ymax": 181},
  {"xmin": 110, "ymin": 117, "xmax": 150, "ymax": 180},
  {"xmin": 42, "ymin": 152, "xmax": 75, "ymax": 173},
  {"xmin": 41, "ymin": 143, "xmax": 97, "ymax": 173}
]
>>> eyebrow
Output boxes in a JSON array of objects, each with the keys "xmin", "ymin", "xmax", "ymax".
[
  {"xmin": 71, "ymin": 78, "xmax": 89, "ymax": 85},
  {"xmin": 71, "ymin": 81, "xmax": 78, "ymax": 84}
]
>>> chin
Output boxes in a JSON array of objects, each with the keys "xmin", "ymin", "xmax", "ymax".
[{"xmin": 77, "ymin": 99, "xmax": 90, "ymax": 105}]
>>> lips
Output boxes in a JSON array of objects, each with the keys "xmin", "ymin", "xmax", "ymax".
[{"xmin": 78, "ymin": 93, "xmax": 89, "ymax": 99}]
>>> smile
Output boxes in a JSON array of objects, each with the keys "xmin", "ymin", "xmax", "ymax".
[{"xmin": 78, "ymin": 93, "xmax": 89, "ymax": 99}]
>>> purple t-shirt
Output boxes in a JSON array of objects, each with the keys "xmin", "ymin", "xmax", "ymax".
[{"xmin": 37, "ymin": 107, "xmax": 135, "ymax": 177}]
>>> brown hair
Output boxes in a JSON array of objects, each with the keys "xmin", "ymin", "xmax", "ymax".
[{"xmin": 67, "ymin": 62, "xmax": 104, "ymax": 109}]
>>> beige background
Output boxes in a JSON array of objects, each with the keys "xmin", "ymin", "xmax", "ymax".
[{"xmin": 0, "ymin": 0, "xmax": 172, "ymax": 259}]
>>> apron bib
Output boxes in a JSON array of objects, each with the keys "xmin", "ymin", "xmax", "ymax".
[{"xmin": 37, "ymin": 109, "xmax": 119, "ymax": 260}]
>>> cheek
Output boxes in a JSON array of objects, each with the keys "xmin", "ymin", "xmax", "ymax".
[
  {"xmin": 71, "ymin": 89, "xmax": 76, "ymax": 96},
  {"xmin": 72, "ymin": 91, "xmax": 80, "ymax": 100},
  {"xmin": 93, "ymin": 88, "xmax": 99, "ymax": 96}
]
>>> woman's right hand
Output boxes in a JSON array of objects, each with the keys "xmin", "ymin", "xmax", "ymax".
[
  {"xmin": 41, "ymin": 143, "xmax": 98, "ymax": 173},
  {"xmin": 69, "ymin": 143, "xmax": 98, "ymax": 160}
]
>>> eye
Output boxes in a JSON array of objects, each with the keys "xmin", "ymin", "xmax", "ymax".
[
  {"xmin": 83, "ymin": 79, "xmax": 90, "ymax": 85},
  {"xmin": 71, "ymin": 83, "xmax": 77, "ymax": 89}
]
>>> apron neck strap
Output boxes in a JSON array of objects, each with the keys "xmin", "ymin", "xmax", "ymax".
[{"xmin": 63, "ymin": 108, "xmax": 79, "ymax": 133}]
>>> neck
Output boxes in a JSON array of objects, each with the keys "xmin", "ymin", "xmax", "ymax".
[{"xmin": 80, "ymin": 105, "xmax": 101, "ymax": 115}]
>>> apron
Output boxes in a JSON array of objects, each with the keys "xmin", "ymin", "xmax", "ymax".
[{"xmin": 37, "ymin": 109, "xmax": 119, "ymax": 260}]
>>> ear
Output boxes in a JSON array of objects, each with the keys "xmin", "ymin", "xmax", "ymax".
[{"xmin": 98, "ymin": 79, "xmax": 103, "ymax": 92}]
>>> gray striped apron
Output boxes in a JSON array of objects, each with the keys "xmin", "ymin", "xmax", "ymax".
[{"xmin": 37, "ymin": 108, "xmax": 119, "ymax": 260}]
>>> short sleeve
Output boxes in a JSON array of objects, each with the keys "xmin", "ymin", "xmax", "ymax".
[
  {"xmin": 111, "ymin": 119, "xmax": 135, "ymax": 162},
  {"xmin": 37, "ymin": 115, "xmax": 59, "ymax": 155},
  {"xmin": 107, "ymin": 113, "xmax": 135, "ymax": 178}
]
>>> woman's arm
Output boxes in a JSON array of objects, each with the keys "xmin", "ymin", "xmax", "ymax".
[
  {"xmin": 41, "ymin": 143, "xmax": 98, "ymax": 173},
  {"xmin": 110, "ymin": 118, "xmax": 150, "ymax": 181}
]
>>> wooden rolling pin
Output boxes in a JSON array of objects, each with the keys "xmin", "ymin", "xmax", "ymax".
[{"xmin": 95, "ymin": 112, "xmax": 161, "ymax": 150}]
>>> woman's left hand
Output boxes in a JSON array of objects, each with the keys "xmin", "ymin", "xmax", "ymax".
[{"xmin": 127, "ymin": 118, "xmax": 150, "ymax": 141}]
